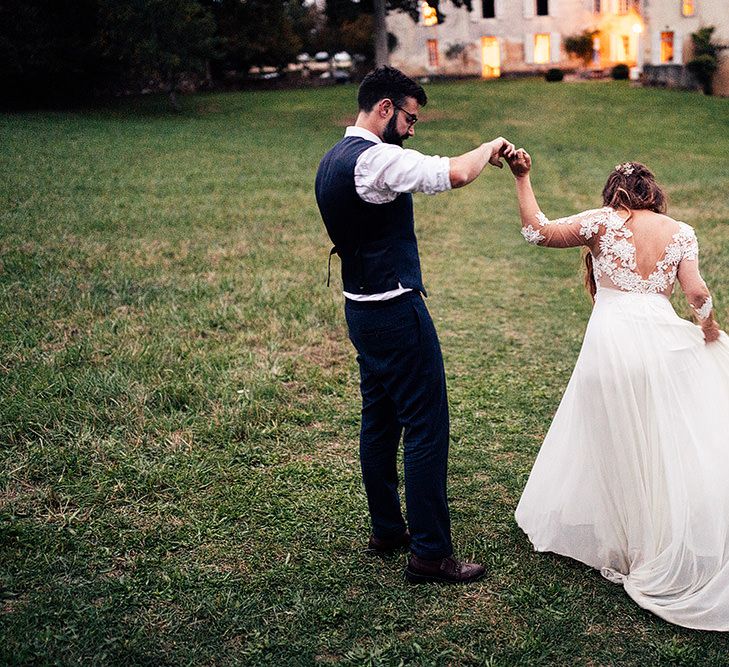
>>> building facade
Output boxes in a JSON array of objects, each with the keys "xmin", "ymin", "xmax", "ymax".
[{"xmin": 387, "ymin": 0, "xmax": 729, "ymax": 94}]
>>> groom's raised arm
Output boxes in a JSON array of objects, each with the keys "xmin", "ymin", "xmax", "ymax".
[
  {"xmin": 354, "ymin": 137, "xmax": 515, "ymax": 205},
  {"xmin": 449, "ymin": 137, "xmax": 515, "ymax": 188}
]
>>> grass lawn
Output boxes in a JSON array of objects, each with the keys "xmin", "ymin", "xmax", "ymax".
[{"xmin": 1, "ymin": 78, "xmax": 728, "ymax": 665}]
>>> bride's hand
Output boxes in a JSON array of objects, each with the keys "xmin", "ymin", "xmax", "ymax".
[
  {"xmin": 507, "ymin": 149, "xmax": 531, "ymax": 178},
  {"xmin": 703, "ymin": 322, "xmax": 721, "ymax": 343}
]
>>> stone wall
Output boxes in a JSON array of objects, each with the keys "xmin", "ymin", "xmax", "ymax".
[{"xmin": 641, "ymin": 64, "xmax": 699, "ymax": 91}]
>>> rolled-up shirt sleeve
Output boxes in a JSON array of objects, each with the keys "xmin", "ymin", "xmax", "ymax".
[{"xmin": 354, "ymin": 143, "xmax": 451, "ymax": 204}]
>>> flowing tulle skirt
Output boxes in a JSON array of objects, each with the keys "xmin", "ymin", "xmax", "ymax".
[{"xmin": 515, "ymin": 287, "xmax": 729, "ymax": 631}]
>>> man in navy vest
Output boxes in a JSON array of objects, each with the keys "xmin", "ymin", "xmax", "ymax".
[{"xmin": 315, "ymin": 67, "xmax": 515, "ymax": 584}]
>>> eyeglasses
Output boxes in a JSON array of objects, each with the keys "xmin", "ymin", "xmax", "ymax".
[{"xmin": 392, "ymin": 103, "xmax": 418, "ymax": 126}]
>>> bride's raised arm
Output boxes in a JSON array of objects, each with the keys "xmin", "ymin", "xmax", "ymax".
[{"xmin": 507, "ymin": 150, "xmax": 603, "ymax": 251}]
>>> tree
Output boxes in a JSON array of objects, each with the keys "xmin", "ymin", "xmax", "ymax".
[
  {"xmin": 98, "ymin": 0, "xmax": 217, "ymax": 110},
  {"xmin": 0, "ymin": 0, "xmax": 113, "ymax": 107},
  {"xmin": 206, "ymin": 0, "xmax": 303, "ymax": 75},
  {"xmin": 334, "ymin": 0, "xmax": 474, "ymax": 67},
  {"xmin": 687, "ymin": 26, "xmax": 720, "ymax": 95},
  {"xmin": 564, "ymin": 31, "xmax": 596, "ymax": 66}
]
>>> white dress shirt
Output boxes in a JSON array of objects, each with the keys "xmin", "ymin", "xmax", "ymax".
[{"xmin": 342, "ymin": 126, "xmax": 451, "ymax": 301}]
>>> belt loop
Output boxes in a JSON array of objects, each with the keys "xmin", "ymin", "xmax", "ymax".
[{"xmin": 326, "ymin": 246, "xmax": 337, "ymax": 287}]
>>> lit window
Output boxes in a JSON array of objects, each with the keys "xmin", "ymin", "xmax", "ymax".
[
  {"xmin": 482, "ymin": 0, "xmax": 495, "ymax": 18},
  {"xmin": 617, "ymin": 0, "xmax": 629, "ymax": 14},
  {"xmin": 536, "ymin": 0, "xmax": 549, "ymax": 16},
  {"xmin": 534, "ymin": 33, "xmax": 551, "ymax": 64},
  {"xmin": 661, "ymin": 32, "xmax": 674, "ymax": 62},
  {"xmin": 682, "ymin": 0, "xmax": 695, "ymax": 16},
  {"xmin": 421, "ymin": 1, "xmax": 438, "ymax": 26},
  {"xmin": 481, "ymin": 36, "xmax": 501, "ymax": 77},
  {"xmin": 427, "ymin": 39, "xmax": 440, "ymax": 67}
]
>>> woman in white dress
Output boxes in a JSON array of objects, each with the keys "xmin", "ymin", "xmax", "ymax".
[{"xmin": 506, "ymin": 150, "xmax": 729, "ymax": 631}]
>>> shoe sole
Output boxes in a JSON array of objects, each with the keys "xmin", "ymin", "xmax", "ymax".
[{"xmin": 404, "ymin": 568, "xmax": 486, "ymax": 585}]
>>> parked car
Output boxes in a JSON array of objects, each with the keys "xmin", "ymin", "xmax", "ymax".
[{"xmin": 332, "ymin": 51, "xmax": 353, "ymax": 68}]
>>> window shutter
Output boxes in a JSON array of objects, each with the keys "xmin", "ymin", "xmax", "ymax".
[
  {"xmin": 551, "ymin": 32, "xmax": 561, "ymax": 62},
  {"xmin": 495, "ymin": 0, "xmax": 504, "ymax": 18},
  {"xmin": 651, "ymin": 30, "xmax": 661, "ymax": 65},
  {"xmin": 523, "ymin": 0, "xmax": 535, "ymax": 19},
  {"xmin": 609, "ymin": 34, "xmax": 618, "ymax": 62},
  {"xmin": 674, "ymin": 33, "xmax": 683, "ymax": 64},
  {"xmin": 525, "ymin": 33, "xmax": 535, "ymax": 63}
]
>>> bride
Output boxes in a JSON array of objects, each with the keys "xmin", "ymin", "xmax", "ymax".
[{"xmin": 506, "ymin": 150, "xmax": 729, "ymax": 631}]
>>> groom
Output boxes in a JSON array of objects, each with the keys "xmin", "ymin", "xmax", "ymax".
[{"xmin": 315, "ymin": 66, "xmax": 514, "ymax": 584}]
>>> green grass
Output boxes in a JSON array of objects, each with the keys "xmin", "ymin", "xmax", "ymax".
[{"xmin": 1, "ymin": 79, "xmax": 728, "ymax": 665}]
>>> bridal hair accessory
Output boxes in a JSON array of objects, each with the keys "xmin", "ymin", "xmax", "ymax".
[{"xmin": 615, "ymin": 162, "xmax": 635, "ymax": 176}]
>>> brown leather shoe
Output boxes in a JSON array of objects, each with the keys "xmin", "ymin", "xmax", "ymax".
[
  {"xmin": 405, "ymin": 554, "xmax": 485, "ymax": 584},
  {"xmin": 366, "ymin": 530, "xmax": 411, "ymax": 554}
]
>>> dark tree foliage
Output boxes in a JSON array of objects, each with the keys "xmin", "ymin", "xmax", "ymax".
[
  {"xmin": 0, "ymin": 0, "xmax": 216, "ymax": 109},
  {"xmin": 564, "ymin": 31, "xmax": 596, "ymax": 66},
  {"xmin": 387, "ymin": 0, "xmax": 473, "ymax": 25},
  {"xmin": 327, "ymin": 0, "xmax": 472, "ymax": 27},
  {"xmin": 0, "ymin": 0, "xmax": 112, "ymax": 107},
  {"xmin": 687, "ymin": 26, "xmax": 720, "ymax": 95},
  {"xmin": 325, "ymin": 0, "xmax": 472, "ymax": 66},
  {"xmin": 98, "ymin": 0, "xmax": 217, "ymax": 109},
  {"xmin": 204, "ymin": 0, "xmax": 303, "ymax": 75}
]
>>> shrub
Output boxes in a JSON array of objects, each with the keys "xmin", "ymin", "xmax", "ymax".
[
  {"xmin": 445, "ymin": 42, "xmax": 468, "ymax": 61},
  {"xmin": 564, "ymin": 31, "xmax": 596, "ymax": 65},
  {"xmin": 688, "ymin": 54, "xmax": 718, "ymax": 95},
  {"xmin": 688, "ymin": 27, "xmax": 719, "ymax": 95},
  {"xmin": 611, "ymin": 63, "xmax": 630, "ymax": 80},
  {"xmin": 545, "ymin": 68, "xmax": 564, "ymax": 82}
]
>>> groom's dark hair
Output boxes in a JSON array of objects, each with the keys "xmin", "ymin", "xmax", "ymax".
[{"xmin": 358, "ymin": 66, "xmax": 427, "ymax": 111}]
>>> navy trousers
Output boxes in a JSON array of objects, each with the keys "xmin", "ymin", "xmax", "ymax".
[{"xmin": 344, "ymin": 291, "xmax": 452, "ymax": 560}]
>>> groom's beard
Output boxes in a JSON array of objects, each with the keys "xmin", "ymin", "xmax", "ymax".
[{"xmin": 383, "ymin": 113, "xmax": 409, "ymax": 147}]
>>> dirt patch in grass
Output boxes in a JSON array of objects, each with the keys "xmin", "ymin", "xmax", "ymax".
[
  {"xmin": 162, "ymin": 429, "xmax": 194, "ymax": 452},
  {"xmin": 290, "ymin": 330, "xmax": 350, "ymax": 372}
]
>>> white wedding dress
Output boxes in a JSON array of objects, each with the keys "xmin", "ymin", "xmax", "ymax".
[{"xmin": 514, "ymin": 206, "xmax": 729, "ymax": 631}]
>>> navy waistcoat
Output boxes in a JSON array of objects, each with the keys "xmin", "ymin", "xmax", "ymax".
[{"xmin": 315, "ymin": 136, "xmax": 427, "ymax": 296}]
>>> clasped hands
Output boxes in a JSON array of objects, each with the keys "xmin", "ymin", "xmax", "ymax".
[{"xmin": 485, "ymin": 138, "xmax": 532, "ymax": 178}]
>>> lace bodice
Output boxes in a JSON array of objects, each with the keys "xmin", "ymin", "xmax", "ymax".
[{"xmin": 521, "ymin": 206, "xmax": 713, "ymax": 320}]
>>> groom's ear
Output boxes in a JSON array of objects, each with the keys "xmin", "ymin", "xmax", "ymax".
[{"xmin": 377, "ymin": 98, "xmax": 393, "ymax": 118}]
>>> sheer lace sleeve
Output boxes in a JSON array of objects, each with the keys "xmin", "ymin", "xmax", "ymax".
[
  {"xmin": 521, "ymin": 207, "xmax": 614, "ymax": 250},
  {"xmin": 676, "ymin": 224, "xmax": 713, "ymax": 321}
]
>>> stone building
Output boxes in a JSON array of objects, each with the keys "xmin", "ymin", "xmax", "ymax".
[
  {"xmin": 640, "ymin": 0, "xmax": 729, "ymax": 94},
  {"xmin": 386, "ymin": 0, "xmax": 729, "ymax": 94}
]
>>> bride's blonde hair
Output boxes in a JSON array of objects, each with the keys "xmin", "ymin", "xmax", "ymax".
[{"xmin": 584, "ymin": 162, "xmax": 669, "ymax": 301}]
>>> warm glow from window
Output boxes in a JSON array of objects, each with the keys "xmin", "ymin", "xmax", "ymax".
[
  {"xmin": 682, "ymin": 0, "xmax": 695, "ymax": 16},
  {"xmin": 427, "ymin": 39, "xmax": 440, "ymax": 67},
  {"xmin": 534, "ymin": 34, "xmax": 551, "ymax": 64},
  {"xmin": 481, "ymin": 37, "xmax": 501, "ymax": 77},
  {"xmin": 421, "ymin": 1, "xmax": 438, "ymax": 26},
  {"xmin": 617, "ymin": 0, "xmax": 629, "ymax": 14},
  {"xmin": 661, "ymin": 31, "xmax": 674, "ymax": 62}
]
